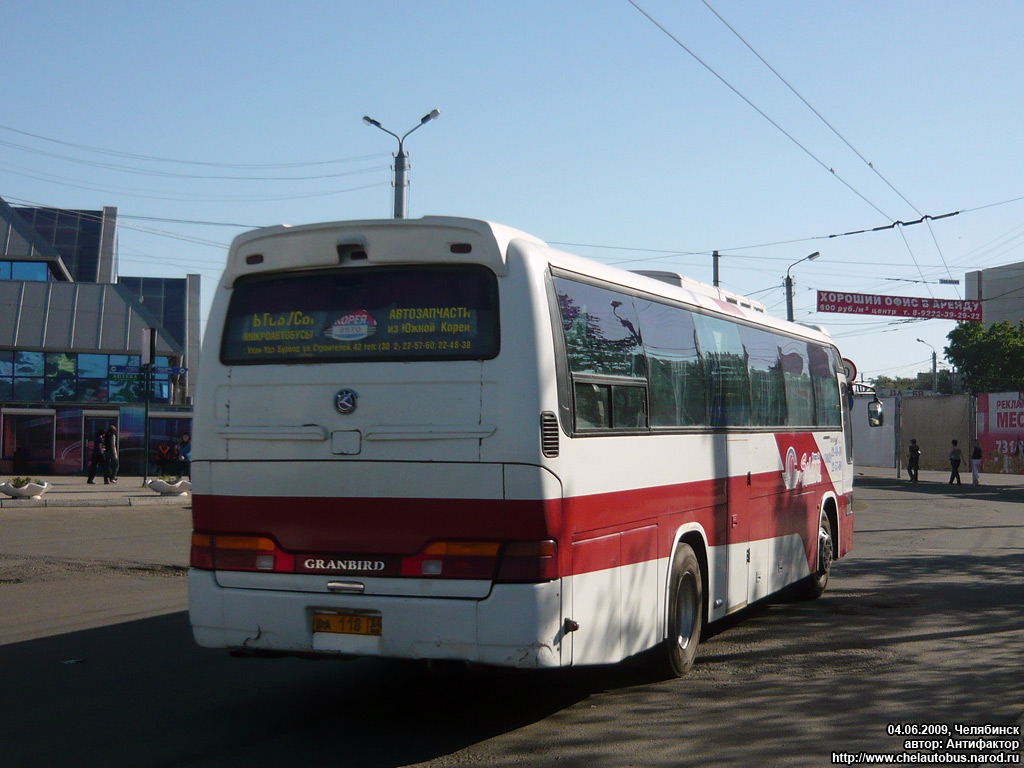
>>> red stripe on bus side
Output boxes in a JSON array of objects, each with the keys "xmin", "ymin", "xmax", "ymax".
[{"xmin": 194, "ymin": 465, "xmax": 836, "ymax": 578}]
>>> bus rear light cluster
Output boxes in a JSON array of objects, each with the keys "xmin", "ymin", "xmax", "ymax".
[
  {"xmin": 190, "ymin": 534, "xmax": 295, "ymax": 573},
  {"xmin": 395, "ymin": 540, "xmax": 557, "ymax": 581},
  {"xmin": 401, "ymin": 541, "xmax": 500, "ymax": 580},
  {"xmin": 397, "ymin": 539, "xmax": 559, "ymax": 582},
  {"xmin": 496, "ymin": 540, "xmax": 558, "ymax": 582},
  {"xmin": 191, "ymin": 533, "xmax": 559, "ymax": 583}
]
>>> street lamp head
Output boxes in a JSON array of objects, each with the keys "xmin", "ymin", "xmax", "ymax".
[
  {"xmin": 787, "ymin": 250, "xmax": 822, "ymax": 278},
  {"xmin": 361, "ymin": 108, "xmax": 441, "ymax": 219}
]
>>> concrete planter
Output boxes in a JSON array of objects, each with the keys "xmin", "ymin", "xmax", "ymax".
[
  {"xmin": 147, "ymin": 478, "xmax": 192, "ymax": 496},
  {"xmin": 0, "ymin": 481, "xmax": 51, "ymax": 499}
]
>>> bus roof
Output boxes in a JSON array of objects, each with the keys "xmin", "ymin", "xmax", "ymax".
[{"xmin": 223, "ymin": 216, "xmax": 543, "ymax": 283}]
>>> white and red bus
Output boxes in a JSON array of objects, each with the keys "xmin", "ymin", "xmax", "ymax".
[{"xmin": 188, "ymin": 216, "xmax": 880, "ymax": 675}]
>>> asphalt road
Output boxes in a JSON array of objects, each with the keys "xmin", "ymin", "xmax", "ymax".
[
  {"xmin": 0, "ymin": 475, "xmax": 1021, "ymax": 767},
  {"xmin": 0, "ymin": 503, "xmax": 190, "ymax": 644}
]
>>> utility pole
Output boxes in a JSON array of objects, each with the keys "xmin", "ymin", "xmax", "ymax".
[
  {"xmin": 141, "ymin": 327, "xmax": 156, "ymax": 485},
  {"xmin": 785, "ymin": 251, "xmax": 820, "ymax": 322},
  {"xmin": 362, "ymin": 109, "xmax": 441, "ymax": 218},
  {"xmin": 917, "ymin": 338, "xmax": 938, "ymax": 392},
  {"xmin": 712, "ymin": 250, "xmax": 720, "ymax": 287}
]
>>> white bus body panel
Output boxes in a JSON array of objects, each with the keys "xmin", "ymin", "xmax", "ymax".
[{"xmin": 189, "ymin": 571, "xmax": 565, "ymax": 667}]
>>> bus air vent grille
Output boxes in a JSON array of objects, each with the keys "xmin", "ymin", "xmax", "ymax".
[{"xmin": 540, "ymin": 412, "xmax": 560, "ymax": 458}]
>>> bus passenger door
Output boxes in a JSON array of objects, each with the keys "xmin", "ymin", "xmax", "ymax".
[{"xmin": 726, "ymin": 435, "xmax": 750, "ymax": 612}]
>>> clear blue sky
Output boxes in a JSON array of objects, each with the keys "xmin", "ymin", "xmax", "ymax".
[{"xmin": 5, "ymin": 0, "xmax": 1024, "ymax": 382}]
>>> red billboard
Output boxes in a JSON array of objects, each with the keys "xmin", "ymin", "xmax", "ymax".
[
  {"xmin": 816, "ymin": 291, "xmax": 982, "ymax": 321},
  {"xmin": 977, "ymin": 393, "xmax": 1024, "ymax": 474}
]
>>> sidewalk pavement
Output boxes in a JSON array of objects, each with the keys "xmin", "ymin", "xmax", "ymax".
[
  {"xmin": 855, "ymin": 464, "xmax": 1024, "ymax": 488},
  {"xmin": 0, "ymin": 474, "xmax": 190, "ymax": 508},
  {"xmin": 4, "ymin": 464, "xmax": 1021, "ymax": 510}
]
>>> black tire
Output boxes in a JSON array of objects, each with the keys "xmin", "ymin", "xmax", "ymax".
[
  {"xmin": 795, "ymin": 512, "xmax": 833, "ymax": 601},
  {"xmin": 660, "ymin": 543, "xmax": 703, "ymax": 677}
]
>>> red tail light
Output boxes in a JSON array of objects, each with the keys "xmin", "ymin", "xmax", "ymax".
[
  {"xmin": 496, "ymin": 540, "xmax": 558, "ymax": 583},
  {"xmin": 399, "ymin": 539, "xmax": 559, "ymax": 582},
  {"xmin": 401, "ymin": 541, "xmax": 501, "ymax": 579},
  {"xmin": 190, "ymin": 533, "xmax": 295, "ymax": 572}
]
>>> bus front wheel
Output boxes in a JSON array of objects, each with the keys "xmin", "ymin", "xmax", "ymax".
[
  {"xmin": 660, "ymin": 543, "xmax": 703, "ymax": 677},
  {"xmin": 795, "ymin": 512, "xmax": 833, "ymax": 601}
]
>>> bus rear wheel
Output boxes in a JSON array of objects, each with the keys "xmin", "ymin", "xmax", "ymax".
[{"xmin": 660, "ymin": 543, "xmax": 703, "ymax": 677}]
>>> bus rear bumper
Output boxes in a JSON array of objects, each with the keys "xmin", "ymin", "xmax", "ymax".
[{"xmin": 188, "ymin": 569, "xmax": 566, "ymax": 669}]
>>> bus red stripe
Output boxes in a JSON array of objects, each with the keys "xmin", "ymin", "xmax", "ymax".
[{"xmin": 194, "ymin": 467, "xmax": 834, "ymax": 578}]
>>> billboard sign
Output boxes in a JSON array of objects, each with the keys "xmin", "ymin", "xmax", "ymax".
[
  {"xmin": 976, "ymin": 393, "xmax": 1024, "ymax": 474},
  {"xmin": 816, "ymin": 291, "xmax": 982, "ymax": 322}
]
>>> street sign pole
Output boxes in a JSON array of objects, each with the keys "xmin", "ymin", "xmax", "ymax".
[{"xmin": 141, "ymin": 328, "xmax": 156, "ymax": 486}]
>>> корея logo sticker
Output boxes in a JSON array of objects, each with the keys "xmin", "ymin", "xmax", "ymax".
[
  {"xmin": 784, "ymin": 446, "xmax": 799, "ymax": 490},
  {"xmin": 323, "ymin": 311, "xmax": 377, "ymax": 342}
]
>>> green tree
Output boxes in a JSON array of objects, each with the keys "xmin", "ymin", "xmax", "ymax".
[
  {"xmin": 870, "ymin": 374, "xmax": 916, "ymax": 391},
  {"xmin": 869, "ymin": 371, "xmax": 955, "ymax": 394},
  {"xmin": 945, "ymin": 321, "xmax": 1024, "ymax": 394}
]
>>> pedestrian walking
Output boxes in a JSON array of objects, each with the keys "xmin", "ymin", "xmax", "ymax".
[
  {"xmin": 103, "ymin": 424, "xmax": 119, "ymax": 484},
  {"xmin": 178, "ymin": 432, "xmax": 192, "ymax": 479},
  {"xmin": 971, "ymin": 442, "xmax": 983, "ymax": 485},
  {"xmin": 156, "ymin": 441, "xmax": 172, "ymax": 475},
  {"xmin": 948, "ymin": 439, "xmax": 962, "ymax": 485},
  {"xmin": 907, "ymin": 439, "xmax": 921, "ymax": 483},
  {"xmin": 86, "ymin": 429, "xmax": 105, "ymax": 483}
]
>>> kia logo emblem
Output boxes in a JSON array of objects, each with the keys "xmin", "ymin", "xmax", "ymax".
[{"xmin": 335, "ymin": 388, "xmax": 359, "ymax": 414}]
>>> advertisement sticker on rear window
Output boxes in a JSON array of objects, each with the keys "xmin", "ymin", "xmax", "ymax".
[{"xmin": 220, "ymin": 265, "xmax": 499, "ymax": 364}]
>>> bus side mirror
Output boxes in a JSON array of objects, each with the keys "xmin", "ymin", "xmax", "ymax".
[{"xmin": 868, "ymin": 399, "xmax": 884, "ymax": 427}]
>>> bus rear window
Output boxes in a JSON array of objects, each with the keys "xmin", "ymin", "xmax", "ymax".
[{"xmin": 220, "ymin": 265, "xmax": 499, "ymax": 364}]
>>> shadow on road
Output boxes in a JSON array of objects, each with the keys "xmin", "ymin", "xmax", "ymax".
[
  {"xmin": 0, "ymin": 612, "xmax": 667, "ymax": 768},
  {"xmin": 855, "ymin": 473, "xmax": 1024, "ymax": 501}
]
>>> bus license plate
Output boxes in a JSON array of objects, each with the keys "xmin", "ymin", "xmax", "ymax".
[{"xmin": 312, "ymin": 613, "xmax": 382, "ymax": 637}]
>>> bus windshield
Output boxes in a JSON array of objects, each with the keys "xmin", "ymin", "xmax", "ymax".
[{"xmin": 220, "ymin": 264, "xmax": 500, "ymax": 364}]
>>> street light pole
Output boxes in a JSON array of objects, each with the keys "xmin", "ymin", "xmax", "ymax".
[
  {"xmin": 785, "ymin": 251, "xmax": 820, "ymax": 322},
  {"xmin": 916, "ymin": 338, "xmax": 938, "ymax": 392},
  {"xmin": 362, "ymin": 109, "xmax": 441, "ymax": 218}
]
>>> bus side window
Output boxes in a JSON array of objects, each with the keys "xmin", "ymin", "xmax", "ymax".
[
  {"xmin": 809, "ymin": 343, "xmax": 841, "ymax": 427},
  {"xmin": 555, "ymin": 277, "xmax": 649, "ymax": 433},
  {"xmin": 738, "ymin": 325, "xmax": 786, "ymax": 427},
  {"xmin": 575, "ymin": 383, "xmax": 610, "ymax": 429},
  {"xmin": 841, "ymin": 381, "xmax": 855, "ymax": 462},
  {"xmin": 637, "ymin": 300, "xmax": 706, "ymax": 427},
  {"xmin": 572, "ymin": 382, "xmax": 649, "ymax": 431},
  {"xmin": 555, "ymin": 279, "xmax": 645, "ymax": 379},
  {"xmin": 693, "ymin": 314, "xmax": 751, "ymax": 428},
  {"xmin": 612, "ymin": 384, "xmax": 647, "ymax": 429}
]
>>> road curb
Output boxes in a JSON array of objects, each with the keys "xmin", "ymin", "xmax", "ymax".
[{"xmin": 0, "ymin": 494, "xmax": 189, "ymax": 509}]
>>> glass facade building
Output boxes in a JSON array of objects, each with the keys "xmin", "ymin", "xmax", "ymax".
[
  {"xmin": 0, "ymin": 197, "xmax": 199, "ymax": 476},
  {"xmin": 13, "ymin": 206, "xmax": 116, "ymax": 283},
  {"xmin": 119, "ymin": 276, "xmax": 189, "ymax": 350}
]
